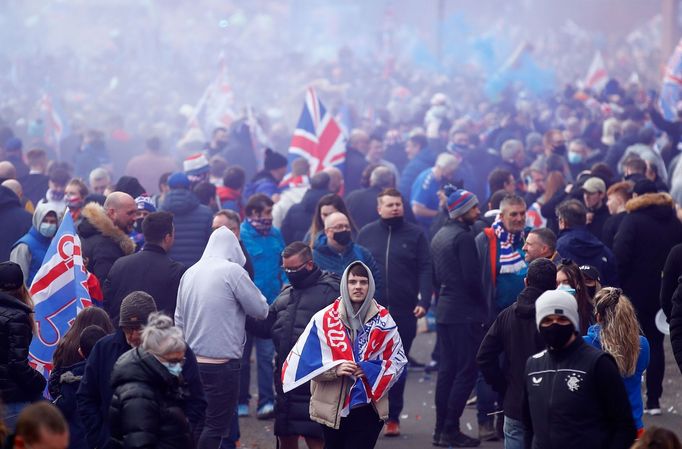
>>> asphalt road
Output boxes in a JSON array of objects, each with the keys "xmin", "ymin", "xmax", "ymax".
[{"xmin": 237, "ymin": 331, "xmax": 682, "ymax": 449}]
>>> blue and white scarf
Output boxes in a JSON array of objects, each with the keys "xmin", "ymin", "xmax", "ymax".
[{"xmin": 492, "ymin": 216, "xmax": 527, "ymax": 274}]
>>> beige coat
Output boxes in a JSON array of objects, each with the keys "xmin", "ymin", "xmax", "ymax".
[{"xmin": 308, "ymin": 299, "xmax": 389, "ymax": 429}]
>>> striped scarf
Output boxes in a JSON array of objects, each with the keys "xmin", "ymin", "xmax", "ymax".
[{"xmin": 492, "ymin": 216, "xmax": 527, "ymax": 274}]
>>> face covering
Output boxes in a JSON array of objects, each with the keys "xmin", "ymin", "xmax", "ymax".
[
  {"xmin": 160, "ymin": 361, "xmax": 183, "ymax": 377},
  {"xmin": 333, "ymin": 230, "xmax": 352, "ymax": 246},
  {"xmin": 133, "ymin": 218, "xmax": 144, "ymax": 233},
  {"xmin": 539, "ymin": 322, "xmax": 575, "ymax": 350},
  {"xmin": 567, "ymin": 152, "xmax": 583, "ymax": 165},
  {"xmin": 247, "ymin": 217, "xmax": 273, "ymax": 235},
  {"xmin": 49, "ymin": 189, "xmax": 65, "ymax": 201},
  {"xmin": 39, "ymin": 223, "xmax": 57, "ymax": 238},
  {"xmin": 381, "ymin": 216, "xmax": 404, "ymax": 228},
  {"xmin": 557, "ymin": 283, "xmax": 577, "ymax": 297},
  {"xmin": 552, "ymin": 144, "xmax": 567, "ymax": 156},
  {"xmin": 66, "ymin": 196, "xmax": 83, "ymax": 209},
  {"xmin": 286, "ymin": 267, "xmax": 312, "ymax": 288},
  {"xmin": 587, "ymin": 286, "xmax": 596, "ymax": 298}
]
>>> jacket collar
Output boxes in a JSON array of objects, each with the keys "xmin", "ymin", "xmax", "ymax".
[
  {"xmin": 81, "ymin": 203, "xmax": 135, "ymax": 256},
  {"xmin": 142, "ymin": 243, "xmax": 167, "ymax": 255},
  {"xmin": 0, "ymin": 291, "xmax": 32, "ymax": 313}
]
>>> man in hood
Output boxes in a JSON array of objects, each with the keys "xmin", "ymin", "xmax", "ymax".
[
  {"xmin": 175, "ymin": 227, "xmax": 268, "ymax": 449},
  {"xmin": 159, "ymin": 172, "xmax": 213, "ymax": 267},
  {"xmin": 78, "ymin": 191, "xmax": 136, "ymax": 282},
  {"xmin": 10, "ymin": 202, "xmax": 62, "ymax": 285},
  {"xmin": 476, "ymin": 258, "xmax": 557, "ymax": 449}
]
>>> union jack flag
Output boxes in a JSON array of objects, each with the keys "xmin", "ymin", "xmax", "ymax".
[
  {"xmin": 28, "ymin": 213, "xmax": 92, "ymax": 379},
  {"xmin": 40, "ymin": 90, "xmax": 69, "ymax": 159},
  {"xmin": 285, "ymin": 88, "xmax": 346, "ymax": 181},
  {"xmin": 660, "ymin": 38, "xmax": 682, "ymax": 121},
  {"xmin": 282, "ymin": 298, "xmax": 405, "ymax": 416}
]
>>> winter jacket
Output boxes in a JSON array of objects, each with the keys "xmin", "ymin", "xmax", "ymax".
[
  {"xmin": 476, "ymin": 286, "xmax": 546, "ymax": 421},
  {"xmin": 670, "ymin": 277, "xmax": 682, "ymax": 375},
  {"xmin": 398, "ymin": 149, "xmax": 435, "ymax": 201},
  {"xmin": 0, "ymin": 185, "xmax": 32, "ymax": 262},
  {"xmin": 78, "ymin": 203, "xmax": 135, "ymax": 283},
  {"xmin": 248, "ymin": 268, "xmax": 339, "ymax": 438},
  {"xmin": 523, "ymin": 338, "xmax": 636, "ymax": 449},
  {"xmin": 216, "ymin": 186, "xmax": 243, "ymax": 217},
  {"xmin": 175, "ymin": 227, "xmax": 268, "ymax": 360},
  {"xmin": 356, "ymin": 218, "xmax": 432, "ymax": 315},
  {"xmin": 243, "ymin": 171, "xmax": 281, "ymax": 199},
  {"xmin": 613, "ymin": 193, "xmax": 682, "ymax": 317},
  {"xmin": 49, "ymin": 361, "xmax": 88, "ymax": 449},
  {"xmin": 10, "ymin": 202, "xmax": 61, "ymax": 285},
  {"xmin": 159, "ymin": 189, "xmax": 213, "ymax": 267},
  {"xmin": 273, "ymin": 186, "xmax": 308, "ymax": 229},
  {"xmin": 431, "ymin": 220, "xmax": 486, "ymax": 324},
  {"xmin": 77, "ymin": 329, "xmax": 206, "ymax": 449},
  {"xmin": 21, "ymin": 172, "xmax": 50, "ymax": 206},
  {"xmin": 312, "ymin": 234, "xmax": 383, "ymax": 302},
  {"xmin": 103, "ymin": 244, "xmax": 187, "ymax": 326},
  {"xmin": 240, "ymin": 220, "xmax": 285, "ymax": 304},
  {"xmin": 661, "ymin": 244, "xmax": 682, "ymax": 321},
  {"xmin": 602, "ymin": 211, "xmax": 626, "ymax": 249},
  {"xmin": 281, "ymin": 188, "xmax": 330, "ymax": 244},
  {"xmin": 109, "ymin": 348, "xmax": 194, "ymax": 449},
  {"xmin": 0, "ymin": 292, "xmax": 46, "ymax": 403},
  {"xmin": 556, "ymin": 227, "xmax": 618, "ymax": 287},
  {"xmin": 583, "ymin": 324, "xmax": 650, "ymax": 430},
  {"xmin": 586, "ymin": 203, "xmax": 610, "ymax": 243},
  {"xmin": 343, "ymin": 147, "xmax": 369, "ymax": 195}
]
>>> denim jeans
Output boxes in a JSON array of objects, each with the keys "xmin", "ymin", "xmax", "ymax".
[
  {"xmin": 3, "ymin": 401, "xmax": 31, "ymax": 431},
  {"xmin": 503, "ymin": 416, "xmax": 526, "ymax": 449},
  {"xmin": 197, "ymin": 360, "xmax": 241, "ymax": 449},
  {"xmin": 239, "ymin": 333, "xmax": 275, "ymax": 408},
  {"xmin": 388, "ymin": 313, "xmax": 417, "ymax": 423}
]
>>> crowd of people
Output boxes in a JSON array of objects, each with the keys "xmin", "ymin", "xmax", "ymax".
[{"xmin": 3, "ymin": 54, "xmax": 682, "ymax": 449}]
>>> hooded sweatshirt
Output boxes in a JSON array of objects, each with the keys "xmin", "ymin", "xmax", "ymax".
[
  {"xmin": 11, "ymin": 202, "xmax": 61, "ymax": 284},
  {"xmin": 175, "ymin": 227, "xmax": 268, "ymax": 360},
  {"xmin": 339, "ymin": 261, "xmax": 376, "ymax": 340}
]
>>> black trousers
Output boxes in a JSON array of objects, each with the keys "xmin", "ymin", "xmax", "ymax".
[
  {"xmin": 388, "ymin": 314, "xmax": 417, "ymax": 422},
  {"xmin": 322, "ymin": 405, "xmax": 383, "ymax": 449},
  {"xmin": 197, "ymin": 360, "xmax": 242, "ymax": 449},
  {"xmin": 640, "ymin": 313, "xmax": 664, "ymax": 407}
]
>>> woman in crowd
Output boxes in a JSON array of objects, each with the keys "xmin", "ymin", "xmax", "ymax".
[
  {"xmin": 109, "ymin": 312, "xmax": 193, "ymax": 449},
  {"xmin": 556, "ymin": 259, "xmax": 594, "ymax": 335},
  {"xmin": 305, "ymin": 194, "xmax": 356, "ymax": 248}
]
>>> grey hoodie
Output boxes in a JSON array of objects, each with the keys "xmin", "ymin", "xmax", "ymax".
[
  {"xmin": 175, "ymin": 227, "xmax": 268, "ymax": 360},
  {"xmin": 340, "ymin": 261, "xmax": 376, "ymax": 339}
]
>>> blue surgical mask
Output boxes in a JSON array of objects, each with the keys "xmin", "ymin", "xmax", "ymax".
[
  {"xmin": 567, "ymin": 152, "xmax": 583, "ymax": 165},
  {"xmin": 161, "ymin": 361, "xmax": 183, "ymax": 377},
  {"xmin": 39, "ymin": 223, "xmax": 57, "ymax": 238},
  {"xmin": 557, "ymin": 283, "xmax": 577, "ymax": 297}
]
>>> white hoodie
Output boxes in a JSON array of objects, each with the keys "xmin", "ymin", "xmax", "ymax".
[{"xmin": 175, "ymin": 227, "xmax": 268, "ymax": 360}]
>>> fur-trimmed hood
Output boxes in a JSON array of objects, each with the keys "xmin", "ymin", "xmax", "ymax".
[
  {"xmin": 626, "ymin": 192, "xmax": 674, "ymax": 213},
  {"xmin": 79, "ymin": 202, "xmax": 135, "ymax": 255}
]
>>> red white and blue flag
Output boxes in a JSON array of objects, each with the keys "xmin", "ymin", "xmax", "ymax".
[
  {"xmin": 660, "ymin": 38, "xmax": 682, "ymax": 121},
  {"xmin": 282, "ymin": 299, "xmax": 405, "ymax": 415},
  {"xmin": 284, "ymin": 88, "xmax": 346, "ymax": 185},
  {"xmin": 40, "ymin": 90, "xmax": 69, "ymax": 159},
  {"xmin": 28, "ymin": 213, "xmax": 93, "ymax": 378}
]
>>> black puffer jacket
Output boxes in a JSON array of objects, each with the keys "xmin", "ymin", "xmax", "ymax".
[
  {"xmin": 669, "ymin": 276, "xmax": 682, "ymax": 375},
  {"xmin": 109, "ymin": 348, "xmax": 193, "ymax": 449},
  {"xmin": 0, "ymin": 291, "xmax": 46, "ymax": 403},
  {"xmin": 159, "ymin": 189, "xmax": 213, "ymax": 267},
  {"xmin": 248, "ymin": 268, "xmax": 340, "ymax": 438}
]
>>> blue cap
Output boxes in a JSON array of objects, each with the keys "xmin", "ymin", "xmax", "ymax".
[{"xmin": 167, "ymin": 172, "xmax": 190, "ymax": 189}]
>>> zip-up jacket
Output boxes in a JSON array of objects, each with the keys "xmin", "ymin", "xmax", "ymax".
[
  {"xmin": 357, "ymin": 218, "xmax": 432, "ymax": 316},
  {"xmin": 523, "ymin": 338, "xmax": 636, "ymax": 449}
]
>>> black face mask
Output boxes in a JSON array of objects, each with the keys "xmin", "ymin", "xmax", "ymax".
[
  {"xmin": 587, "ymin": 286, "xmax": 596, "ymax": 298},
  {"xmin": 333, "ymin": 230, "xmax": 352, "ymax": 246},
  {"xmin": 552, "ymin": 144, "xmax": 567, "ymax": 156},
  {"xmin": 381, "ymin": 216, "xmax": 404, "ymax": 228},
  {"xmin": 133, "ymin": 218, "xmax": 144, "ymax": 233},
  {"xmin": 539, "ymin": 323, "xmax": 575, "ymax": 350},
  {"xmin": 287, "ymin": 268, "xmax": 312, "ymax": 289}
]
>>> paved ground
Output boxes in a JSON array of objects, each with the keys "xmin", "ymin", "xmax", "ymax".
[{"xmin": 238, "ymin": 331, "xmax": 682, "ymax": 449}]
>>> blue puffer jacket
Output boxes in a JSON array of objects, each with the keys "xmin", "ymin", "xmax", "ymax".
[
  {"xmin": 556, "ymin": 227, "xmax": 619, "ymax": 287},
  {"xmin": 312, "ymin": 234, "xmax": 382, "ymax": 302},
  {"xmin": 240, "ymin": 220, "xmax": 285, "ymax": 304},
  {"xmin": 160, "ymin": 189, "xmax": 213, "ymax": 267},
  {"xmin": 583, "ymin": 324, "xmax": 650, "ymax": 430},
  {"xmin": 12, "ymin": 227, "xmax": 51, "ymax": 286}
]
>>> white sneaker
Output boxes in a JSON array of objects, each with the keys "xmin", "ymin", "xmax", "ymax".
[{"xmin": 645, "ymin": 408, "xmax": 662, "ymax": 416}]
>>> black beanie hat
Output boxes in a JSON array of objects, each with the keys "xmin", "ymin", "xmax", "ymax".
[
  {"xmin": 0, "ymin": 262, "xmax": 24, "ymax": 291},
  {"xmin": 119, "ymin": 291, "xmax": 157, "ymax": 328},
  {"xmin": 264, "ymin": 148, "xmax": 287, "ymax": 171},
  {"xmin": 114, "ymin": 176, "xmax": 147, "ymax": 199}
]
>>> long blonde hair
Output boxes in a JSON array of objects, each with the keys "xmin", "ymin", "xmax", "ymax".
[{"xmin": 594, "ymin": 288, "xmax": 641, "ymax": 376}]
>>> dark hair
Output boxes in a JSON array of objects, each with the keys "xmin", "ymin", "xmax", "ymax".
[
  {"xmin": 590, "ymin": 162, "xmax": 614, "ymax": 187},
  {"xmin": 360, "ymin": 163, "xmax": 382, "ymax": 189},
  {"xmin": 348, "ymin": 262, "xmax": 369, "ymax": 278},
  {"xmin": 223, "ymin": 166, "xmax": 246, "ymax": 190},
  {"xmin": 214, "ymin": 209, "xmax": 240, "ymax": 225},
  {"xmin": 526, "ymin": 258, "xmax": 558, "ymax": 291},
  {"xmin": 488, "ymin": 168, "xmax": 513, "ymax": 193},
  {"xmin": 15, "ymin": 402, "xmax": 67, "ymax": 444},
  {"xmin": 245, "ymin": 193, "xmax": 274, "ymax": 216},
  {"xmin": 558, "ymin": 259, "xmax": 593, "ymax": 334},
  {"xmin": 49, "ymin": 167, "xmax": 71, "ymax": 186},
  {"xmin": 193, "ymin": 181, "xmax": 217, "ymax": 206},
  {"xmin": 158, "ymin": 172, "xmax": 171, "ymax": 189},
  {"xmin": 529, "ymin": 228, "xmax": 557, "ymax": 253},
  {"xmin": 408, "ymin": 134, "xmax": 428, "ymax": 150},
  {"xmin": 67, "ymin": 178, "xmax": 89, "ymax": 198},
  {"xmin": 79, "ymin": 325, "xmax": 107, "ymax": 358},
  {"xmin": 51, "ymin": 307, "xmax": 114, "ymax": 370},
  {"xmin": 369, "ymin": 132, "xmax": 383, "ymax": 143},
  {"xmin": 310, "ymin": 171, "xmax": 331, "ymax": 190},
  {"xmin": 142, "ymin": 211, "xmax": 174, "ymax": 244},
  {"xmin": 556, "ymin": 199, "xmax": 587, "ymax": 228},
  {"xmin": 623, "ymin": 156, "xmax": 646, "ymax": 175},
  {"xmin": 282, "ymin": 241, "xmax": 313, "ymax": 261},
  {"xmin": 488, "ymin": 189, "xmax": 508, "ymax": 211},
  {"xmin": 146, "ymin": 137, "xmax": 161, "ymax": 152},
  {"xmin": 309, "ymin": 194, "xmax": 356, "ymax": 247},
  {"xmin": 114, "ymin": 176, "xmax": 146, "ymax": 198},
  {"xmin": 209, "ymin": 155, "xmax": 228, "ymax": 178},
  {"xmin": 631, "ymin": 426, "xmax": 682, "ymax": 449}
]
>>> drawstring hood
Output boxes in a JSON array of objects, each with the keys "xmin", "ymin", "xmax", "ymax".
[{"xmin": 339, "ymin": 261, "xmax": 375, "ymax": 339}]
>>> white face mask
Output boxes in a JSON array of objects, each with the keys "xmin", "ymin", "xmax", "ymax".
[{"xmin": 39, "ymin": 222, "xmax": 57, "ymax": 238}]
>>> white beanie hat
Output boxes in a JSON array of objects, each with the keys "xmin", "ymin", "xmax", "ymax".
[{"xmin": 535, "ymin": 290, "xmax": 580, "ymax": 331}]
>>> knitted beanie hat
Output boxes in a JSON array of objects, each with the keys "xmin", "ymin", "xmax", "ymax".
[
  {"xmin": 183, "ymin": 153, "xmax": 210, "ymax": 177},
  {"xmin": 447, "ymin": 189, "xmax": 478, "ymax": 220},
  {"xmin": 535, "ymin": 289, "xmax": 580, "ymax": 331},
  {"xmin": 264, "ymin": 148, "xmax": 287, "ymax": 171},
  {"xmin": 119, "ymin": 291, "xmax": 157, "ymax": 328},
  {"xmin": 0, "ymin": 262, "xmax": 23, "ymax": 291},
  {"xmin": 135, "ymin": 195, "xmax": 157, "ymax": 213}
]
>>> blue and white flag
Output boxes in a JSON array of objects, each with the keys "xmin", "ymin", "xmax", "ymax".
[{"xmin": 660, "ymin": 39, "xmax": 682, "ymax": 121}]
